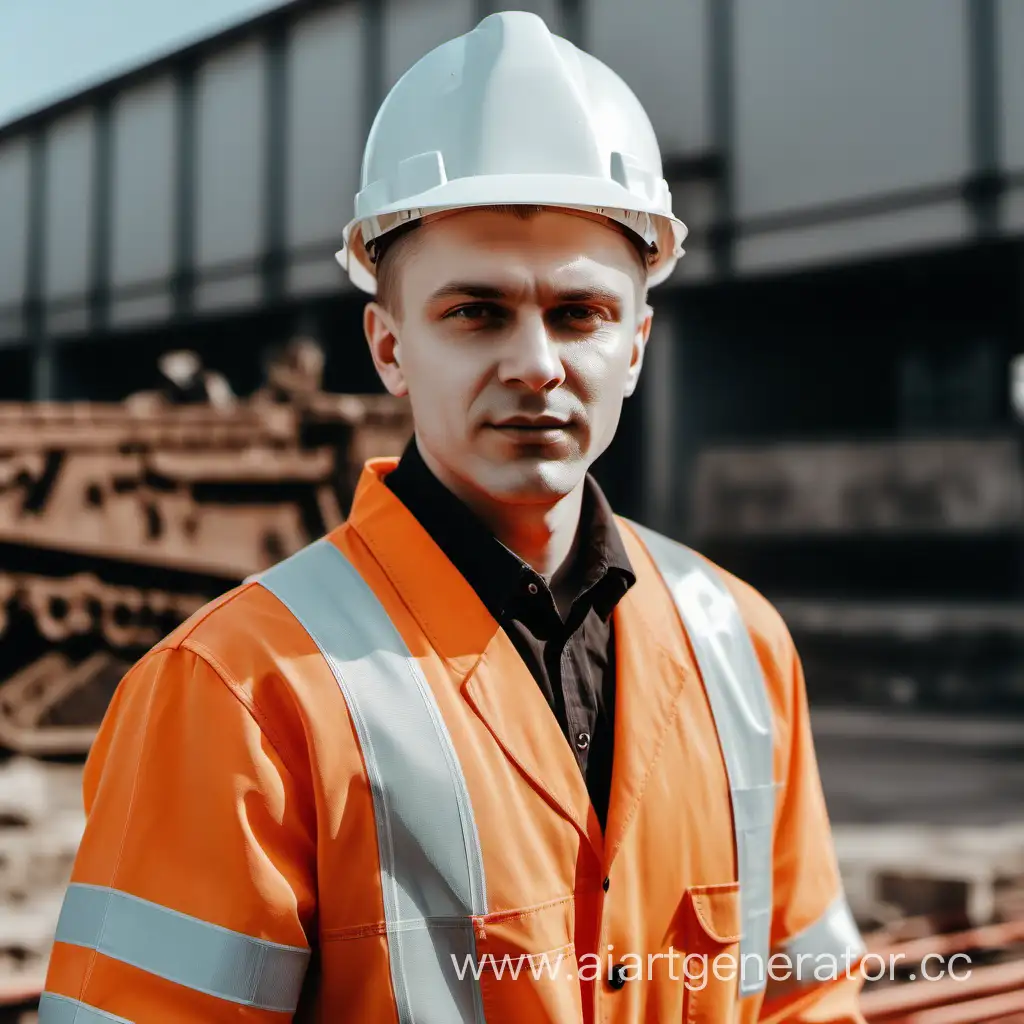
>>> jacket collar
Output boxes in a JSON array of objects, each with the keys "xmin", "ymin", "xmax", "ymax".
[
  {"xmin": 340, "ymin": 459, "xmax": 696, "ymax": 870},
  {"xmin": 343, "ymin": 457, "xmax": 499, "ymax": 674},
  {"xmin": 383, "ymin": 438, "xmax": 635, "ymax": 631}
]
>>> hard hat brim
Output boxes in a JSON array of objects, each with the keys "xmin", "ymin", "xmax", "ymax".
[{"xmin": 336, "ymin": 174, "xmax": 687, "ymax": 295}]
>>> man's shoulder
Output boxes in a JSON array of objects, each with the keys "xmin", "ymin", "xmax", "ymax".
[
  {"xmin": 622, "ymin": 518, "xmax": 798, "ymax": 691},
  {"xmin": 116, "ymin": 570, "xmax": 341, "ymax": 767},
  {"xmin": 141, "ymin": 572, "xmax": 321, "ymax": 697},
  {"xmin": 685, "ymin": 547, "xmax": 806, "ymax": 741},
  {"xmin": 152, "ymin": 580, "xmax": 282, "ymax": 656},
  {"xmin": 699, "ymin": 552, "xmax": 795, "ymax": 667}
]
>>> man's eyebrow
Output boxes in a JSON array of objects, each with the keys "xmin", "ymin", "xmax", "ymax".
[
  {"xmin": 556, "ymin": 288, "xmax": 623, "ymax": 306},
  {"xmin": 427, "ymin": 282, "xmax": 507, "ymax": 303},
  {"xmin": 426, "ymin": 282, "xmax": 624, "ymax": 305}
]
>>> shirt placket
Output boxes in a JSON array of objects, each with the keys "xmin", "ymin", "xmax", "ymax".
[{"xmin": 560, "ymin": 641, "xmax": 593, "ymax": 769}]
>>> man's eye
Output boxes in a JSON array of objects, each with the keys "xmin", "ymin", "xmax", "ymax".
[
  {"xmin": 446, "ymin": 303, "xmax": 504, "ymax": 321},
  {"xmin": 556, "ymin": 306, "xmax": 603, "ymax": 326}
]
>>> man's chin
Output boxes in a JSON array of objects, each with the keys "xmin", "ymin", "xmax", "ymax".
[{"xmin": 471, "ymin": 457, "xmax": 585, "ymax": 505}]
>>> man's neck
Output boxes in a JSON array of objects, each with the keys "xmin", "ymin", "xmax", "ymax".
[
  {"xmin": 417, "ymin": 445, "xmax": 585, "ymax": 582},
  {"xmin": 488, "ymin": 488, "xmax": 585, "ymax": 583}
]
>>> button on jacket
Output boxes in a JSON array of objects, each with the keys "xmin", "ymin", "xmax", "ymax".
[
  {"xmin": 386, "ymin": 439, "xmax": 633, "ymax": 828},
  {"xmin": 43, "ymin": 459, "xmax": 866, "ymax": 1023}
]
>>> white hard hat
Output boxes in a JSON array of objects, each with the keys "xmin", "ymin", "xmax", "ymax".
[{"xmin": 335, "ymin": 10, "xmax": 687, "ymax": 294}]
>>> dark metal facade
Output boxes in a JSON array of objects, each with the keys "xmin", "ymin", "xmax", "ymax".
[{"xmin": 0, "ymin": 0, "xmax": 1023, "ymax": 546}]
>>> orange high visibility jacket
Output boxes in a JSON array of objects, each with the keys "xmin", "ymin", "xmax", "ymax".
[{"xmin": 43, "ymin": 458, "xmax": 867, "ymax": 1023}]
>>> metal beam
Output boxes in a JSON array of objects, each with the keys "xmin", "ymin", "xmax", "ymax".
[
  {"xmin": 641, "ymin": 310, "xmax": 680, "ymax": 535},
  {"xmin": 560, "ymin": 0, "xmax": 584, "ymax": 45},
  {"xmin": 172, "ymin": 60, "xmax": 197, "ymax": 321},
  {"xmin": 967, "ymin": 0, "xmax": 1001, "ymax": 238},
  {"xmin": 24, "ymin": 130, "xmax": 45, "ymax": 336},
  {"xmin": 708, "ymin": 0, "xmax": 735, "ymax": 278},
  {"xmin": 262, "ymin": 19, "xmax": 288, "ymax": 306},
  {"xmin": 89, "ymin": 98, "xmax": 113, "ymax": 335},
  {"xmin": 25, "ymin": 128, "xmax": 52, "ymax": 400},
  {"xmin": 362, "ymin": 0, "xmax": 385, "ymax": 139}
]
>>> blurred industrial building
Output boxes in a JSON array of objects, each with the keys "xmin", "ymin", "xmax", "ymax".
[
  {"xmin": 3, "ymin": 0, "xmax": 1024, "ymax": 710},
  {"xmin": 1, "ymin": 0, "xmax": 1024, "ymax": 1019}
]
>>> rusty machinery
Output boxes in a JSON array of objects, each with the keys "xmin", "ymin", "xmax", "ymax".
[
  {"xmin": 0, "ymin": 390, "xmax": 412, "ymax": 755},
  {"xmin": 0, "ymin": 361, "xmax": 412, "ymax": 1009}
]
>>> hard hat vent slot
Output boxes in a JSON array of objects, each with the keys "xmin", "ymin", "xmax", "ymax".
[
  {"xmin": 610, "ymin": 152, "xmax": 655, "ymax": 201},
  {"xmin": 397, "ymin": 151, "xmax": 447, "ymax": 199},
  {"xmin": 356, "ymin": 178, "xmax": 391, "ymax": 218}
]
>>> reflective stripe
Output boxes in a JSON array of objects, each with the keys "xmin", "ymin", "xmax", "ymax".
[
  {"xmin": 766, "ymin": 895, "xmax": 866, "ymax": 998},
  {"xmin": 53, "ymin": 882, "xmax": 309, "ymax": 1012},
  {"xmin": 781, "ymin": 894, "xmax": 864, "ymax": 962},
  {"xmin": 39, "ymin": 993, "xmax": 132, "ymax": 1024},
  {"xmin": 778, "ymin": 894, "xmax": 865, "ymax": 971},
  {"xmin": 256, "ymin": 539, "xmax": 488, "ymax": 1024},
  {"xmin": 629, "ymin": 522, "xmax": 776, "ymax": 997}
]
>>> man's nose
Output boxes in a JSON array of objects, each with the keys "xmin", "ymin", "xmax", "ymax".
[{"xmin": 496, "ymin": 313, "xmax": 566, "ymax": 392}]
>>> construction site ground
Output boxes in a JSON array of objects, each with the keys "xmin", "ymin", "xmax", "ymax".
[{"xmin": 819, "ymin": 707, "xmax": 1024, "ymax": 1023}]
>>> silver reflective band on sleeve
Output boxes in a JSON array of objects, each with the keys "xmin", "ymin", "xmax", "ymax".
[
  {"xmin": 256, "ymin": 538, "xmax": 488, "ymax": 1024},
  {"xmin": 629, "ymin": 522, "xmax": 776, "ymax": 998},
  {"xmin": 53, "ymin": 882, "xmax": 309, "ymax": 1012},
  {"xmin": 39, "ymin": 992, "xmax": 132, "ymax": 1024},
  {"xmin": 772, "ymin": 895, "xmax": 866, "ymax": 985}
]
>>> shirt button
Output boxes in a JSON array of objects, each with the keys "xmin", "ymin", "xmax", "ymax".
[
  {"xmin": 526, "ymin": 582, "xmax": 539, "ymax": 595},
  {"xmin": 575, "ymin": 731, "xmax": 590, "ymax": 751},
  {"xmin": 608, "ymin": 962, "xmax": 630, "ymax": 989}
]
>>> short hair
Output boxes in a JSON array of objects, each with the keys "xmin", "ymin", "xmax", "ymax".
[{"xmin": 373, "ymin": 205, "xmax": 648, "ymax": 316}]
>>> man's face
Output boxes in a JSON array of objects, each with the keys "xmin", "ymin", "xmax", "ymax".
[{"xmin": 364, "ymin": 208, "xmax": 652, "ymax": 506}]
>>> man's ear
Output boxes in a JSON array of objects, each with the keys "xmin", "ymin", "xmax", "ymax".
[
  {"xmin": 623, "ymin": 302, "xmax": 653, "ymax": 398},
  {"xmin": 364, "ymin": 301, "xmax": 407, "ymax": 397}
]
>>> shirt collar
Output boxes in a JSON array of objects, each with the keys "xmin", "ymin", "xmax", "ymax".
[{"xmin": 383, "ymin": 438, "xmax": 635, "ymax": 633}]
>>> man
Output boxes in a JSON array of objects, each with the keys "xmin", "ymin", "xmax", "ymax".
[{"xmin": 41, "ymin": 11, "xmax": 866, "ymax": 1023}]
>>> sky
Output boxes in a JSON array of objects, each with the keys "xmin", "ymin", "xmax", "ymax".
[{"xmin": 0, "ymin": 0, "xmax": 292, "ymax": 127}]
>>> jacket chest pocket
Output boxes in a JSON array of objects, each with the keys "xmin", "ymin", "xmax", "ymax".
[
  {"xmin": 675, "ymin": 882, "xmax": 743, "ymax": 1024},
  {"xmin": 472, "ymin": 896, "xmax": 583, "ymax": 1024}
]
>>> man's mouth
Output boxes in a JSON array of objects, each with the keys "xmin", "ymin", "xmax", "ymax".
[
  {"xmin": 487, "ymin": 417, "xmax": 574, "ymax": 442},
  {"xmin": 490, "ymin": 415, "xmax": 572, "ymax": 429}
]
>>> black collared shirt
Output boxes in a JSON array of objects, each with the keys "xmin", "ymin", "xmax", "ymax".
[{"xmin": 385, "ymin": 440, "xmax": 635, "ymax": 829}]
